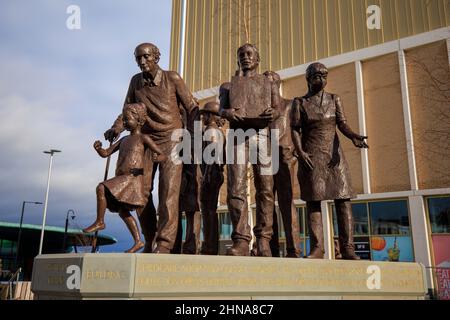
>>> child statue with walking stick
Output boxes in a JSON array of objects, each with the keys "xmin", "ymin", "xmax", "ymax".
[{"xmin": 83, "ymin": 102, "xmax": 167, "ymax": 253}]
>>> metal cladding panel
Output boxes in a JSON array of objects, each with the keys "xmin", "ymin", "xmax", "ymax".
[
  {"xmin": 170, "ymin": 0, "xmax": 450, "ymax": 92},
  {"xmin": 170, "ymin": 0, "xmax": 182, "ymax": 74},
  {"xmin": 363, "ymin": 53, "xmax": 411, "ymax": 193},
  {"xmin": 406, "ymin": 41, "xmax": 450, "ymax": 190}
]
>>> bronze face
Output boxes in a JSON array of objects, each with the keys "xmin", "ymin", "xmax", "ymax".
[
  {"xmin": 237, "ymin": 44, "xmax": 260, "ymax": 72},
  {"xmin": 306, "ymin": 63, "xmax": 328, "ymax": 92},
  {"xmin": 134, "ymin": 44, "xmax": 159, "ymax": 75},
  {"xmin": 122, "ymin": 110, "xmax": 138, "ymax": 131}
]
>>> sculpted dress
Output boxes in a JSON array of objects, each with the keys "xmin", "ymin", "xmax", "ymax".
[
  {"xmin": 291, "ymin": 91, "xmax": 356, "ymax": 202},
  {"xmin": 102, "ymin": 135, "xmax": 146, "ymax": 212}
]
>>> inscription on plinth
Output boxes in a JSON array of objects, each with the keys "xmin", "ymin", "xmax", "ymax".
[
  {"xmin": 133, "ymin": 255, "xmax": 425, "ymax": 297},
  {"xmin": 80, "ymin": 254, "xmax": 134, "ymax": 297},
  {"xmin": 32, "ymin": 254, "xmax": 427, "ymax": 299}
]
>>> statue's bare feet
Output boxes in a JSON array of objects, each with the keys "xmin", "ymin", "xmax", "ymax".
[
  {"xmin": 83, "ymin": 221, "xmax": 105, "ymax": 233},
  {"xmin": 125, "ymin": 240, "xmax": 144, "ymax": 253}
]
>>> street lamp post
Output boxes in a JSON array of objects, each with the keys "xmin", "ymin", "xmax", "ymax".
[
  {"xmin": 38, "ymin": 149, "xmax": 61, "ymax": 256},
  {"xmin": 62, "ymin": 209, "xmax": 75, "ymax": 252},
  {"xmin": 14, "ymin": 201, "xmax": 42, "ymax": 270}
]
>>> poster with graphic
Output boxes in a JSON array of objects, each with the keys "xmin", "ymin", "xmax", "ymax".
[
  {"xmin": 432, "ymin": 235, "xmax": 450, "ymax": 300},
  {"xmin": 435, "ymin": 267, "xmax": 450, "ymax": 300},
  {"xmin": 370, "ymin": 236, "xmax": 414, "ymax": 262},
  {"xmin": 432, "ymin": 235, "xmax": 450, "ymax": 267}
]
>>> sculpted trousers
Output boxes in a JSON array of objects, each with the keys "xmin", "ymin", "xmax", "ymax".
[
  {"xmin": 138, "ymin": 140, "xmax": 182, "ymax": 251},
  {"xmin": 271, "ymin": 157, "xmax": 301, "ymax": 257},
  {"xmin": 200, "ymin": 165, "xmax": 224, "ymax": 255},
  {"xmin": 227, "ymin": 133, "xmax": 274, "ymax": 243}
]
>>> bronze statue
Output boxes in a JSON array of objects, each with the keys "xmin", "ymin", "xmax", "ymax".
[
  {"xmin": 291, "ymin": 62, "xmax": 368, "ymax": 260},
  {"xmin": 199, "ymin": 101, "xmax": 226, "ymax": 255},
  {"xmin": 84, "ymin": 103, "xmax": 166, "ymax": 253},
  {"xmin": 104, "ymin": 43, "xmax": 198, "ymax": 253},
  {"xmin": 172, "ymin": 163, "xmax": 202, "ymax": 254},
  {"xmin": 264, "ymin": 71, "xmax": 301, "ymax": 258},
  {"xmin": 172, "ymin": 103, "xmax": 202, "ymax": 254},
  {"xmin": 219, "ymin": 43, "xmax": 280, "ymax": 256}
]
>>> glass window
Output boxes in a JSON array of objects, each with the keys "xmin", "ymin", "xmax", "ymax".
[
  {"xmin": 298, "ymin": 207, "xmax": 305, "ymax": 237},
  {"xmin": 332, "ymin": 203, "xmax": 369, "ymax": 236},
  {"xmin": 275, "ymin": 207, "xmax": 285, "ymax": 238},
  {"xmin": 369, "ymin": 200, "xmax": 410, "ymax": 235},
  {"xmin": 0, "ymin": 240, "xmax": 16, "ymax": 256},
  {"xmin": 219, "ymin": 212, "xmax": 232, "ymax": 240},
  {"xmin": 329, "ymin": 199, "xmax": 413, "ymax": 261},
  {"xmin": 427, "ymin": 197, "xmax": 450, "ymax": 234},
  {"xmin": 370, "ymin": 236, "xmax": 414, "ymax": 262},
  {"xmin": 427, "ymin": 196, "xmax": 450, "ymax": 268},
  {"xmin": 181, "ymin": 215, "xmax": 186, "ymax": 240},
  {"xmin": 295, "ymin": 206, "xmax": 308, "ymax": 257}
]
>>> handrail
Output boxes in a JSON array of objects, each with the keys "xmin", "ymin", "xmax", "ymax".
[{"xmin": 7, "ymin": 267, "xmax": 21, "ymax": 300}]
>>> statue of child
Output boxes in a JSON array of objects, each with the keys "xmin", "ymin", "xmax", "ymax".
[{"xmin": 83, "ymin": 102, "xmax": 167, "ymax": 253}]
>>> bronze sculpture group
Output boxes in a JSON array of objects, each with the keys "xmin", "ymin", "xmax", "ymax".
[{"xmin": 84, "ymin": 42, "xmax": 368, "ymax": 260}]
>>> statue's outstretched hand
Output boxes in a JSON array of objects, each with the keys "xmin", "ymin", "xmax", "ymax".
[
  {"xmin": 93, "ymin": 140, "xmax": 102, "ymax": 150},
  {"xmin": 352, "ymin": 135, "xmax": 369, "ymax": 148}
]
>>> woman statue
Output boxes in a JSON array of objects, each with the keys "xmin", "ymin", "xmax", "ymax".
[{"xmin": 291, "ymin": 62, "xmax": 368, "ymax": 260}]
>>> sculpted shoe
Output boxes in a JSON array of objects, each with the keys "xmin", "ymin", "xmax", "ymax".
[
  {"xmin": 125, "ymin": 240, "xmax": 145, "ymax": 253},
  {"xmin": 307, "ymin": 247, "xmax": 324, "ymax": 259},
  {"xmin": 286, "ymin": 250, "xmax": 301, "ymax": 258},
  {"xmin": 83, "ymin": 221, "xmax": 105, "ymax": 233},
  {"xmin": 153, "ymin": 243, "xmax": 171, "ymax": 254},
  {"xmin": 182, "ymin": 248, "xmax": 196, "ymax": 255},
  {"xmin": 257, "ymin": 239, "xmax": 272, "ymax": 257},
  {"xmin": 143, "ymin": 242, "xmax": 153, "ymax": 253},
  {"xmin": 271, "ymin": 249, "xmax": 281, "ymax": 257},
  {"xmin": 226, "ymin": 241, "xmax": 250, "ymax": 256},
  {"xmin": 200, "ymin": 249, "xmax": 217, "ymax": 255},
  {"xmin": 341, "ymin": 246, "xmax": 361, "ymax": 260}
]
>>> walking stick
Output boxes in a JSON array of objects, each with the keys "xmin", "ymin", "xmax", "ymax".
[{"xmin": 91, "ymin": 141, "xmax": 112, "ymax": 253}]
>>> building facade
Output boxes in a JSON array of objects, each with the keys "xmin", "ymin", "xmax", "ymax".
[{"xmin": 170, "ymin": 0, "xmax": 450, "ymax": 294}]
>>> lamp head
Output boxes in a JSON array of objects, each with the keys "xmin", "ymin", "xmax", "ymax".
[{"xmin": 43, "ymin": 149, "xmax": 62, "ymax": 155}]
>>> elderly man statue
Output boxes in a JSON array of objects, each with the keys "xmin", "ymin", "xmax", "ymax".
[{"xmin": 104, "ymin": 43, "xmax": 198, "ymax": 253}]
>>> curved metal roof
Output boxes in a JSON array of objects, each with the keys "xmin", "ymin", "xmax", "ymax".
[{"xmin": 0, "ymin": 221, "xmax": 117, "ymax": 247}]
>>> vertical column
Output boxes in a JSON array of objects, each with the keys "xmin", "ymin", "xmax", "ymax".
[
  {"xmin": 408, "ymin": 195, "xmax": 434, "ymax": 291},
  {"xmin": 355, "ymin": 61, "xmax": 371, "ymax": 194},
  {"xmin": 321, "ymin": 201, "xmax": 333, "ymax": 259},
  {"xmin": 178, "ymin": 0, "xmax": 188, "ymax": 78},
  {"xmin": 398, "ymin": 50, "xmax": 419, "ymax": 191}
]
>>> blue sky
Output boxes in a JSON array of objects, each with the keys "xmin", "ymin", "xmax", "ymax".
[{"xmin": 0, "ymin": 1, "xmax": 173, "ymax": 252}]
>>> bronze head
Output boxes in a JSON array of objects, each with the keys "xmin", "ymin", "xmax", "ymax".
[
  {"xmin": 237, "ymin": 43, "xmax": 260, "ymax": 73},
  {"xmin": 134, "ymin": 43, "xmax": 161, "ymax": 75},
  {"xmin": 306, "ymin": 62, "xmax": 328, "ymax": 93},
  {"xmin": 200, "ymin": 101, "xmax": 224, "ymax": 127},
  {"xmin": 263, "ymin": 70, "xmax": 281, "ymax": 89},
  {"xmin": 122, "ymin": 103, "xmax": 148, "ymax": 130}
]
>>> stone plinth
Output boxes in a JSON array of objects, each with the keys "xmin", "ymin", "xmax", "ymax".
[{"xmin": 31, "ymin": 253, "xmax": 427, "ymax": 300}]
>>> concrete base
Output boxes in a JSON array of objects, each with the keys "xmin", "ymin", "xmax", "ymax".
[{"xmin": 31, "ymin": 253, "xmax": 427, "ymax": 300}]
